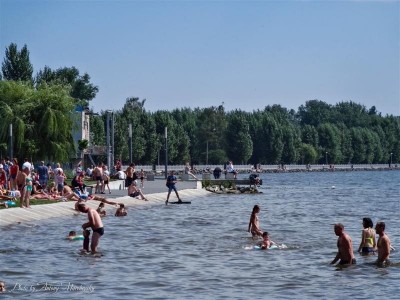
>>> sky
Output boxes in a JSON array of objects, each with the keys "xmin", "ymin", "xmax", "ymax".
[{"xmin": 0, "ymin": 0, "xmax": 399, "ymax": 116}]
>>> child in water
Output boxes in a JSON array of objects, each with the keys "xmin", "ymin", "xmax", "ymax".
[
  {"xmin": 83, "ymin": 229, "xmax": 91, "ymax": 252},
  {"xmin": 260, "ymin": 232, "xmax": 277, "ymax": 249},
  {"xmin": 96, "ymin": 202, "xmax": 107, "ymax": 217},
  {"xmin": 115, "ymin": 203, "xmax": 127, "ymax": 216}
]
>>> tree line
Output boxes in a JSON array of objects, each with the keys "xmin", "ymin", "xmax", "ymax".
[{"xmin": 1, "ymin": 43, "xmax": 399, "ymax": 165}]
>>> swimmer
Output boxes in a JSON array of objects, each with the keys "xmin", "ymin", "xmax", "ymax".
[
  {"xmin": 331, "ymin": 223, "xmax": 356, "ymax": 266},
  {"xmin": 115, "ymin": 203, "xmax": 127, "ymax": 217},
  {"xmin": 96, "ymin": 202, "xmax": 107, "ymax": 217},
  {"xmin": 0, "ymin": 281, "xmax": 5, "ymax": 293},
  {"xmin": 260, "ymin": 232, "xmax": 277, "ymax": 249},
  {"xmin": 375, "ymin": 221, "xmax": 392, "ymax": 267},
  {"xmin": 67, "ymin": 231, "xmax": 77, "ymax": 239},
  {"xmin": 357, "ymin": 217, "xmax": 376, "ymax": 255},
  {"xmin": 248, "ymin": 205, "xmax": 263, "ymax": 237}
]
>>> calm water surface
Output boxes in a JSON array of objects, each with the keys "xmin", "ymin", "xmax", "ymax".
[{"xmin": 1, "ymin": 171, "xmax": 399, "ymax": 299}]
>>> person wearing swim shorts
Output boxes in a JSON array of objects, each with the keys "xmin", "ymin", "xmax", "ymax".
[
  {"xmin": 128, "ymin": 180, "xmax": 147, "ymax": 200},
  {"xmin": 376, "ymin": 221, "xmax": 392, "ymax": 267},
  {"xmin": 165, "ymin": 171, "xmax": 181, "ymax": 205},
  {"xmin": 77, "ymin": 203, "xmax": 104, "ymax": 254},
  {"xmin": 357, "ymin": 217, "xmax": 376, "ymax": 255},
  {"xmin": 331, "ymin": 223, "xmax": 356, "ymax": 266}
]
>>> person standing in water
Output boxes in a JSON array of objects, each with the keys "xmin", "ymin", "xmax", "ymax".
[
  {"xmin": 375, "ymin": 221, "xmax": 392, "ymax": 267},
  {"xmin": 77, "ymin": 203, "xmax": 104, "ymax": 254},
  {"xmin": 357, "ymin": 217, "xmax": 376, "ymax": 255},
  {"xmin": 331, "ymin": 223, "xmax": 356, "ymax": 266},
  {"xmin": 248, "ymin": 205, "xmax": 263, "ymax": 237}
]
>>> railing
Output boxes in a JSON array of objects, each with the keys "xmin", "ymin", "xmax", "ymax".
[{"xmin": 118, "ymin": 163, "xmax": 397, "ymax": 173}]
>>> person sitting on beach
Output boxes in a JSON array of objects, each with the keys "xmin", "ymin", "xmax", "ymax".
[
  {"xmin": 165, "ymin": 171, "xmax": 182, "ymax": 205},
  {"xmin": 115, "ymin": 203, "xmax": 127, "ymax": 217},
  {"xmin": 375, "ymin": 221, "xmax": 392, "ymax": 267},
  {"xmin": 227, "ymin": 161, "xmax": 238, "ymax": 179},
  {"xmin": 62, "ymin": 185, "xmax": 81, "ymax": 201},
  {"xmin": 357, "ymin": 217, "xmax": 376, "ymax": 255},
  {"xmin": 331, "ymin": 223, "xmax": 356, "ymax": 266},
  {"xmin": 248, "ymin": 205, "xmax": 263, "ymax": 237},
  {"xmin": 184, "ymin": 162, "xmax": 198, "ymax": 180},
  {"xmin": 71, "ymin": 172, "xmax": 86, "ymax": 194},
  {"xmin": 260, "ymin": 232, "xmax": 277, "ymax": 249},
  {"xmin": 96, "ymin": 202, "xmax": 107, "ymax": 217},
  {"xmin": 128, "ymin": 180, "xmax": 148, "ymax": 201}
]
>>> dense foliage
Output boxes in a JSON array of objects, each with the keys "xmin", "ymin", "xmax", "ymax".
[{"xmin": 1, "ymin": 44, "xmax": 399, "ymax": 165}]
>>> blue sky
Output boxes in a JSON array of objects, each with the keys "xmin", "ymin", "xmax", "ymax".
[{"xmin": 1, "ymin": 0, "xmax": 399, "ymax": 116}]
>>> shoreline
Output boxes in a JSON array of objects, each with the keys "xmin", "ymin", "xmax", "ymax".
[{"xmin": 0, "ymin": 181, "xmax": 208, "ymax": 226}]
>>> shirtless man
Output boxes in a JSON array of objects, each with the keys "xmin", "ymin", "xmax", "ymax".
[
  {"xmin": 77, "ymin": 203, "xmax": 104, "ymax": 254},
  {"xmin": 93, "ymin": 163, "xmax": 104, "ymax": 194},
  {"xmin": 375, "ymin": 221, "xmax": 392, "ymax": 266},
  {"xmin": 128, "ymin": 181, "xmax": 148, "ymax": 200},
  {"xmin": 331, "ymin": 223, "xmax": 356, "ymax": 265}
]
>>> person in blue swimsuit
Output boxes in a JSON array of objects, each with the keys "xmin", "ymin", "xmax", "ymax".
[{"xmin": 165, "ymin": 171, "xmax": 182, "ymax": 205}]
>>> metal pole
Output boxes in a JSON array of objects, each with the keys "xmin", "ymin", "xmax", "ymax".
[
  {"xmin": 325, "ymin": 152, "xmax": 328, "ymax": 165},
  {"xmin": 206, "ymin": 140, "xmax": 209, "ymax": 165},
  {"xmin": 165, "ymin": 127, "xmax": 168, "ymax": 179},
  {"xmin": 111, "ymin": 111, "xmax": 115, "ymax": 168},
  {"xmin": 106, "ymin": 111, "xmax": 111, "ymax": 171},
  {"xmin": 390, "ymin": 152, "xmax": 393, "ymax": 167},
  {"xmin": 9, "ymin": 124, "xmax": 13, "ymax": 159},
  {"xmin": 129, "ymin": 124, "xmax": 132, "ymax": 163}
]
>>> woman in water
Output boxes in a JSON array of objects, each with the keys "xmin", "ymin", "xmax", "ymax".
[
  {"xmin": 248, "ymin": 205, "xmax": 263, "ymax": 237},
  {"xmin": 357, "ymin": 217, "xmax": 376, "ymax": 255}
]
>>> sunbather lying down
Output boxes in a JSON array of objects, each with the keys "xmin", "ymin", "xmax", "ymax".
[{"xmin": 74, "ymin": 195, "xmax": 120, "ymax": 211}]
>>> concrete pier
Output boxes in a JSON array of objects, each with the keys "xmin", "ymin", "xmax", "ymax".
[{"xmin": 0, "ymin": 179, "xmax": 208, "ymax": 226}]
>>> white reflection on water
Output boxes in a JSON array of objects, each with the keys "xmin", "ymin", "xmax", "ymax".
[{"xmin": 0, "ymin": 171, "xmax": 399, "ymax": 299}]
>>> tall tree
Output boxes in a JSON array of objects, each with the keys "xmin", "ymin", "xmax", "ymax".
[
  {"xmin": 1, "ymin": 43, "xmax": 33, "ymax": 82},
  {"xmin": 36, "ymin": 66, "xmax": 98, "ymax": 105}
]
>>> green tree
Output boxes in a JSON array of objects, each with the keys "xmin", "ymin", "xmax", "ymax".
[
  {"xmin": 225, "ymin": 111, "xmax": 253, "ymax": 164},
  {"xmin": 36, "ymin": 66, "xmax": 98, "ymax": 105},
  {"xmin": 0, "ymin": 81, "xmax": 75, "ymax": 161},
  {"xmin": 1, "ymin": 43, "xmax": 33, "ymax": 82}
]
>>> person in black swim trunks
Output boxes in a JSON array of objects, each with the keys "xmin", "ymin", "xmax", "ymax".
[
  {"xmin": 331, "ymin": 223, "xmax": 356, "ymax": 266},
  {"xmin": 77, "ymin": 203, "xmax": 104, "ymax": 254}
]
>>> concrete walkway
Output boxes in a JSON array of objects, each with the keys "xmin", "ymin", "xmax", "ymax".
[{"xmin": 0, "ymin": 179, "xmax": 208, "ymax": 226}]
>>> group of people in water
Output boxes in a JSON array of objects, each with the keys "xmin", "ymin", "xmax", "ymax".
[{"xmin": 248, "ymin": 205, "xmax": 394, "ymax": 267}]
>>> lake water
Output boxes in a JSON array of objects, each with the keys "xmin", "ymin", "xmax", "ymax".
[{"xmin": 1, "ymin": 171, "xmax": 399, "ymax": 299}]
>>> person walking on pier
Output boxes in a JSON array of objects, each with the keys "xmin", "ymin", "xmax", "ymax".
[{"xmin": 165, "ymin": 171, "xmax": 181, "ymax": 205}]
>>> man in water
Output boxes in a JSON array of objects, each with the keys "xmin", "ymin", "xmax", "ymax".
[
  {"xmin": 330, "ymin": 223, "xmax": 356, "ymax": 265},
  {"xmin": 375, "ymin": 221, "xmax": 392, "ymax": 266},
  {"xmin": 77, "ymin": 203, "xmax": 104, "ymax": 254}
]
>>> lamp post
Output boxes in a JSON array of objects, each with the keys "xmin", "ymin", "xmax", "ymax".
[
  {"xmin": 9, "ymin": 124, "xmax": 13, "ymax": 159},
  {"xmin": 206, "ymin": 140, "xmax": 209, "ymax": 166},
  {"xmin": 390, "ymin": 152, "xmax": 393, "ymax": 167},
  {"xmin": 128, "ymin": 124, "xmax": 132, "ymax": 163},
  {"xmin": 164, "ymin": 127, "xmax": 168, "ymax": 179},
  {"xmin": 325, "ymin": 152, "xmax": 328, "ymax": 165}
]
